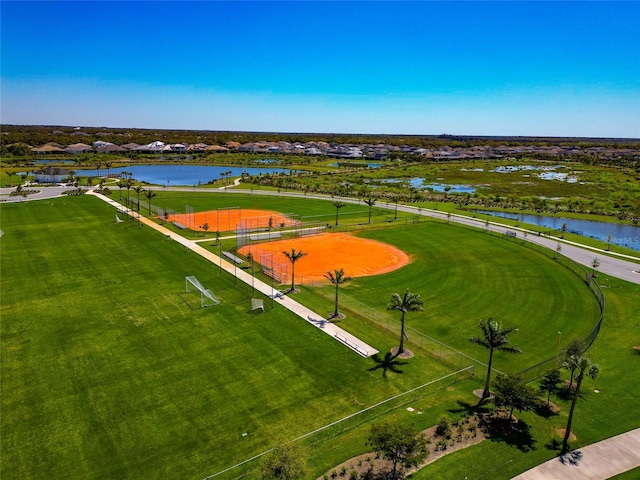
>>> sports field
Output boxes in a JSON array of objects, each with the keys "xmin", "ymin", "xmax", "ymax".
[
  {"xmin": 1, "ymin": 192, "xmax": 618, "ymax": 479},
  {"xmin": 166, "ymin": 208, "xmax": 299, "ymax": 232},
  {"xmin": 239, "ymin": 232, "xmax": 410, "ymax": 283},
  {"xmin": 0, "ymin": 196, "xmax": 454, "ymax": 479}
]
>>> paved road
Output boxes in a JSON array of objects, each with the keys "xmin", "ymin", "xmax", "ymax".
[
  {"xmin": 512, "ymin": 427, "xmax": 640, "ymax": 480},
  {"xmin": 0, "ymin": 185, "xmax": 73, "ymax": 202}
]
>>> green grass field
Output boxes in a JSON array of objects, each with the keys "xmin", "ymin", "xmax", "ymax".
[
  {"xmin": 1, "ymin": 192, "xmax": 637, "ymax": 479},
  {"xmin": 0, "ymin": 196, "xmax": 452, "ymax": 479}
]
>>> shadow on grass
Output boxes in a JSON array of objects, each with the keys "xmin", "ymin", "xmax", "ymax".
[
  {"xmin": 448, "ymin": 400, "xmax": 493, "ymax": 417},
  {"xmin": 368, "ymin": 352, "xmax": 408, "ymax": 377},
  {"xmin": 534, "ymin": 402, "xmax": 560, "ymax": 419},
  {"xmin": 482, "ymin": 416, "xmax": 537, "ymax": 453}
]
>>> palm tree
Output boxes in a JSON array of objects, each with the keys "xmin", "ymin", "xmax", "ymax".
[
  {"xmin": 282, "ymin": 248, "xmax": 306, "ymax": 293},
  {"xmin": 563, "ymin": 338, "xmax": 586, "ymax": 389},
  {"xmin": 363, "ymin": 197, "xmax": 376, "ymax": 224},
  {"xmin": 144, "ymin": 189, "xmax": 157, "ymax": 215},
  {"xmin": 387, "ymin": 288, "xmax": 423, "ymax": 355},
  {"xmin": 333, "ymin": 201, "xmax": 346, "ymax": 226},
  {"xmin": 469, "ymin": 318, "xmax": 522, "ymax": 401},
  {"xmin": 324, "ymin": 268, "xmax": 352, "ymax": 318},
  {"xmin": 562, "ymin": 355, "xmax": 600, "ymax": 453},
  {"xmin": 117, "ymin": 180, "xmax": 126, "ymax": 201},
  {"xmin": 133, "ymin": 185, "xmax": 144, "ymax": 212}
]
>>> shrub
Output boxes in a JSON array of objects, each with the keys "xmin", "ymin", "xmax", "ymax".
[{"xmin": 436, "ymin": 415, "xmax": 452, "ymax": 439}]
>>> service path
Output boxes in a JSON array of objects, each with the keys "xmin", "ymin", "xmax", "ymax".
[
  {"xmin": 88, "ymin": 191, "xmax": 378, "ymax": 358},
  {"xmin": 512, "ymin": 427, "xmax": 640, "ymax": 480}
]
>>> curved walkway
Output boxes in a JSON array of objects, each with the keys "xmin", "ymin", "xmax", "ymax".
[{"xmin": 512, "ymin": 427, "xmax": 640, "ymax": 480}]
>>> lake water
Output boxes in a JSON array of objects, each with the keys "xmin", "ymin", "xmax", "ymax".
[
  {"xmin": 476, "ymin": 210, "xmax": 640, "ymax": 251},
  {"xmin": 79, "ymin": 165, "xmax": 295, "ymax": 185}
]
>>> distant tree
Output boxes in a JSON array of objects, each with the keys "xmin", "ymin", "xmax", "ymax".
[
  {"xmin": 117, "ymin": 180, "xmax": 126, "ymax": 201},
  {"xmin": 324, "ymin": 268, "xmax": 352, "ymax": 318},
  {"xmin": 539, "ymin": 368, "xmax": 562, "ymax": 407},
  {"xmin": 259, "ymin": 441, "xmax": 307, "ymax": 480},
  {"xmin": 562, "ymin": 356, "xmax": 600, "ymax": 453},
  {"xmin": 333, "ymin": 201, "xmax": 346, "ymax": 226},
  {"xmin": 144, "ymin": 189, "xmax": 157, "ymax": 215},
  {"xmin": 556, "ymin": 243, "xmax": 562, "ymax": 259},
  {"xmin": 133, "ymin": 185, "xmax": 143, "ymax": 212},
  {"xmin": 363, "ymin": 197, "xmax": 376, "ymax": 224},
  {"xmin": 7, "ymin": 143, "xmax": 32, "ymax": 156},
  {"xmin": 282, "ymin": 248, "xmax": 306, "ymax": 293},
  {"xmin": 591, "ymin": 257, "xmax": 600, "ymax": 276},
  {"xmin": 387, "ymin": 289, "xmax": 423, "ymax": 356},
  {"xmin": 469, "ymin": 318, "xmax": 522, "ymax": 401},
  {"xmin": 367, "ymin": 422, "xmax": 429, "ymax": 480}
]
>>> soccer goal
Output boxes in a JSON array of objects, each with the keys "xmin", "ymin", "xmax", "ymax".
[{"xmin": 185, "ymin": 275, "xmax": 220, "ymax": 308}]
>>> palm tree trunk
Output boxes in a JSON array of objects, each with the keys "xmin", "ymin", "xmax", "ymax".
[
  {"xmin": 290, "ymin": 264, "xmax": 295, "ymax": 292},
  {"xmin": 398, "ymin": 312, "xmax": 406, "ymax": 354},
  {"xmin": 483, "ymin": 350, "xmax": 495, "ymax": 399},
  {"xmin": 333, "ymin": 284, "xmax": 339, "ymax": 317},
  {"xmin": 562, "ymin": 374, "xmax": 583, "ymax": 452}
]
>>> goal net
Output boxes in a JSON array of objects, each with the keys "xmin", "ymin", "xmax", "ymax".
[{"xmin": 185, "ymin": 276, "xmax": 220, "ymax": 307}]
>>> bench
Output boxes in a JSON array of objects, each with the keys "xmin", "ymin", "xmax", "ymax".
[
  {"xmin": 173, "ymin": 221, "xmax": 187, "ymax": 230},
  {"xmin": 504, "ymin": 230, "xmax": 517, "ymax": 238},
  {"xmin": 222, "ymin": 251, "xmax": 244, "ymax": 264},
  {"xmin": 334, "ymin": 333, "xmax": 369, "ymax": 357}
]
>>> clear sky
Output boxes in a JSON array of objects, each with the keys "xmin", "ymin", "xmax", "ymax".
[{"xmin": 2, "ymin": 1, "xmax": 639, "ymax": 138}]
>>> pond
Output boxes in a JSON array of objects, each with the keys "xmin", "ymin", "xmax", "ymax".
[
  {"xmin": 78, "ymin": 164, "xmax": 296, "ymax": 186},
  {"xmin": 409, "ymin": 179, "xmax": 477, "ymax": 194},
  {"xmin": 476, "ymin": 210, "xmax": 640, "ymax": 251}
]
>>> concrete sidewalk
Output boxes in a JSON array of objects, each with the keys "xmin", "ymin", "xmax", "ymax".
[
  {"xmin": 512, "ymin": 428, "xmax": 640, "ymax": 480},
  {"xmin": 88, "ymin": 191, "xmax": 378, "ymax": 358}
]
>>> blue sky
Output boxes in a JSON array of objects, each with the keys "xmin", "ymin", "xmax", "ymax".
[{"xmin": 2, "ymin": 1, "xmax": 639, "ymax": 137}]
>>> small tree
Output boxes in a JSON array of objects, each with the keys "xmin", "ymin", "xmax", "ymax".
[
  {"xmin": 562, "ymin": 356, "xmax": 600, "ymax": 453},
  {"xmin": 324, "ymin": 268, "xmax": 352, "ymax": 318},
  {"xmin": 469, "ymin": 318, "xmax": 522, "ymax": 401},
  {"xmin": 556, "ymin": 243, "xmax": 562, "ymax": 259},
  {"xmin": 494, "ymin": 375, "xmax": 538, "ymax": 422},
  {"xmin": 134, "ymin": 185, "xmax": 143, "ymax": 212},
  {"xmin": 333, "ymin": 201, "xmax": 346, "ymax": 226},
  {"xmin": 591, "ymin": 257, "xmax": 600, "ymax": 277},
  {"xmin": 144, "ymin": 189, "xmax": 157, "ymax": 215},
  {"xmin": 363, "ymin": 197, "xmax": 376, "ymax": 224},
  {"xmin": 259, "ymin": 441, "xmax": 307, "ymax": 480},
  {"xmin": 367, "ymin": 423, "xmax": 429, "ymax": 480},
  {"xmin": 387, "ymin": 289, "xmax": 423, "ymax": 355},
  {"xmin": 282, "ymin": 248, "xmax": 306, "ymax": 293},
  {"xmin": 539, "ymin": 368, "xmax": 562, "ymax": 407}
]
